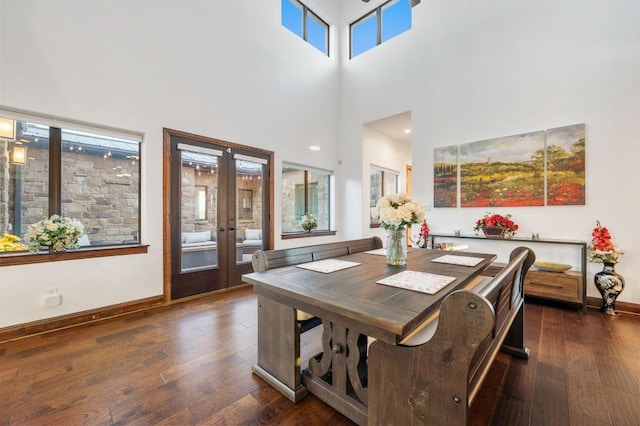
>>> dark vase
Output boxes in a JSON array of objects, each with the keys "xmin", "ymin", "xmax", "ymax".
[{"xmin": 594, "ymin": 263, "xmax": 625, "ymax": 315}]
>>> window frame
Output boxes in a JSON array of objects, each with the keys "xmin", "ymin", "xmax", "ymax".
[
  {"xmin": 281, "ymin": 162, "xmax": 336, "ymax": 238},
  {"xmin": 369, "ymin": 166, "xmax": 399, "ymax": 228},
  {"xmin": 350, "ymin": 0, "xmax": 413, "ymax": 59},
  {"xmin": 0, "ymin": 109, "xmax": 146, "ymax": 265},
  {"xmin": 282, "ymin": 0, "xmax": 330, "ymax": 56}
]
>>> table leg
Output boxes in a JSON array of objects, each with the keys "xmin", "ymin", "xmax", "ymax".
[
  {"xmin": 252, "ymin": 295, "xmax": 307, "ymax": 402},
  {"xmin": 304, "ymin": 319, "xmax": 368, "ymax": 425}
]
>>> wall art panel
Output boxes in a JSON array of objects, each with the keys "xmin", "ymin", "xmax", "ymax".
[
  {"xmin": 433, "ymin": 145, "xmax": 458, "ymax": 207},
  {"xmin": 545, "ymin": 123, "xmax": 585, "ymax": 205},
  {"xmin": 460, "ymin": 131, "xmax": 545, "ymax": 207}
]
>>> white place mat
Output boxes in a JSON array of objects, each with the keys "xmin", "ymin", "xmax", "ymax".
[
  {"xmin": 364, "ymin": 248, "xmax": 387, "ymax": 256},
  {"xmin": 376, "ymin": 270, "xmax": 456, "ymax": 295},
  {"xmin": 431, "ymin": 254, "xmax": 484, "ymax": 267},
  {"xmin": 296, "ymin": 259, "xmax": 362, "ymax": 273}
]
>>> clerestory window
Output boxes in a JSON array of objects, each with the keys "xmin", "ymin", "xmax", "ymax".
[
  {"xmin": 281, "ymin": 0, "xmax": 330, "ymax": 56},
  {"xmin": 350, "ymin": 0, "xmax": 415, "ymax": 59}
]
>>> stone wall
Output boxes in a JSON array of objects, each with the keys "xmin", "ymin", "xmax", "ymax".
[{"xmin": 1, "ymin": 145, "xmax": 140, "ymax": 244}]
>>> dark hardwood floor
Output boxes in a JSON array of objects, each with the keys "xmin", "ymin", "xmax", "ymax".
[{"xmin": 1, "ymin": 286, "xmax": 639, "ymax": 425}]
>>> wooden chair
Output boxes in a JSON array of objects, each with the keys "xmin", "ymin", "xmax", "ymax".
[{"xmin": 368, "ymin": 246, "xmax": 535, "ymax": 425}]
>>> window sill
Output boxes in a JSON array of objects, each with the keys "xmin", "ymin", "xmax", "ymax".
[
  {"xmin": 281, "ymin": 230, "xmax": 336, "ymax": 240},
  {"xmin": 0, "ymin": 244, "xmax": 149, "ymax": 267}
]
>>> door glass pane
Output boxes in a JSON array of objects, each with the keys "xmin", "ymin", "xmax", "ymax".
[
  {"xmin": 180, "ymin": 149, "xmax": 218, "ymax": 272},
  {"xmin": 61, "ymin": 129, "xmax": 140, "ymax": 246},
  {"xmin": 236, "ymin": 158, "xmax": 264, "ymax": 264},
  {"xmin": 0, "ymin": 119, "xmax": 49, "ymax": 246}
]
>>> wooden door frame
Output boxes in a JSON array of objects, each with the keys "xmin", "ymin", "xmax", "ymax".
[{"xmin": 162, "ymin": 128, "xmax": 274, "ymax": 303}]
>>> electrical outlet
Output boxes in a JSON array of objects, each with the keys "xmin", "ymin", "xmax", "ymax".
[
  {"xmin": 46, "ymin": 287, "xmax": 58, "ymax": 295},
  {"xmin": 43, "ymin": 293, "xmax": 61, "ymax": 307}
]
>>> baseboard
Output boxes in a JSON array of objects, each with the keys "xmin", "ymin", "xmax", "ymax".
[
  {"xmin": 0, "ymin": 295, "xmax": 165, "ymax": 343},
  {"xmin": 586, "ymin": 296, "xmax": 640, "ymax": 315}
]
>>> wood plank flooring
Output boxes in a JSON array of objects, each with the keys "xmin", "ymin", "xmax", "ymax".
[{"xmin": 1, "ymin": 286, "xmax": 639, "ymax": 425}]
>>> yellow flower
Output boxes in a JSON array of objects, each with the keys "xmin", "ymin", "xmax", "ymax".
[{"xmin": 0, "ymin": 233, "xmax": 29, "ymax": 252}]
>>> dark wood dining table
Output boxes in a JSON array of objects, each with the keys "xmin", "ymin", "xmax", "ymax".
[{"xmin": 242, "ymin": 247, "xmax": 496, "ymax": 425}]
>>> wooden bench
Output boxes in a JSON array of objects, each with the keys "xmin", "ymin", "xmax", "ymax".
[
  {"xmin": 252, "ymin": 236, "xmax": 383, "ymax": 332},
  {"xmin": 368, "ymin": 246, "xmax": 535, "ymax": 425}
]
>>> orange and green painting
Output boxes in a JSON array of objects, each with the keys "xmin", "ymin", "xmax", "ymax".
[
  {"xmin": 434, "ymin": 145, "xmax": 458, "ymax": 207},
  {"xmin": 460, "ymin": 131, "xmax": 546, "ymax": 207},
  {"xmin": 545, "ymin": 123, "xmax": 585, "ymax": 205}
]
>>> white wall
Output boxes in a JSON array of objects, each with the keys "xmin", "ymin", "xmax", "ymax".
[
  {"xmin": 339, "ymin": 0, "xmax": 640, "ymax": 303},
  {"xmin": 1, "ymin": 0, "xmax": 639, "ymax": 329},
  {"xmin": 0, "ymin": 0, "xmax": 341, "ymax": 326},
  {"xmin": 362, "ymin": 126, "xmax": 412, "ymax": 240}
]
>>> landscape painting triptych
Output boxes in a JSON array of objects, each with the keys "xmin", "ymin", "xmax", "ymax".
[{"xmin": 434, "ymin": 123, "xmax": 585, "ymax": 208}]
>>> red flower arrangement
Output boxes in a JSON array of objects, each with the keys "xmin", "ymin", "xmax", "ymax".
[
  {"xmin": 474, "ymin": 212, "xmax": 519, "ymax": 238},
  {"xmin": 416, "ymin": 220, "xmax": 430, "ymax": 248},
  {"xmin": 588, "ymin": 220, "xmax": 623, "ymax": 264}
]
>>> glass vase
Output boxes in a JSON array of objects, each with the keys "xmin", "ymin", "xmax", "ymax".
[{"xmin": 386, "ymin": 227, "xmax": 407, "ymax": 266}]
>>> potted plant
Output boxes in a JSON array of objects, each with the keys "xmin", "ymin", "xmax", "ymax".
[
  {"xmin": 474, "ymin": 212, "xmax": 519, "ymax": 239},
  {"xmin": 299, "ymin": 213, "xmax": 318, "ymax": 232},
  {"xmin": 588, "ymin": 220, "xmax": 624, "ymax": 315},
  {"xmin": 25, "ymin": 215, "xmax": 85, "ymax": 252}
]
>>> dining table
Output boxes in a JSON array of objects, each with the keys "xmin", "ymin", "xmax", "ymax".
[{"xmin": 242, "ymin": 247, "xmax": 497, "ymax": 425}]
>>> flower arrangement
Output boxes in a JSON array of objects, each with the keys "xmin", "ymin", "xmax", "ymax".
[
  {"xmin": 588, "ymin": 220, "xmax": 623, "ymax": 264},
  {"xmin": 25, "ymin": 215, "xmax": 85, "ymax": 252},
  {"xmin": 474, "ymin": 212, "xmax": 519, "ymax": 239},
  {"xmin": 416, "ymin": 220, "xmax": 430, "ymax": 248},
  {"xmin": 372, "ymin": 193, "xmax": 425, "ymax": 265},
  {"xmin": 299, "ymin": 212, "xmax": 318, "ymax": 232},
  {"xmin": 0, "ymin": 233, "xmax": 29, "ymax": 252},
  {"xmin": 371, "ymin": 193, "xmax": 425, "ymax": 231}
]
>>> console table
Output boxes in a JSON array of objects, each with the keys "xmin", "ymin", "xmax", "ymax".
[{"xmin": 428, "ymin": 234, "xmax": 588, "ymax": 314}]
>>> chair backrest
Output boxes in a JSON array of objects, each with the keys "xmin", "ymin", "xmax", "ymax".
[
  {"xmin": 252, "ymin": 236, "xmax": 383, "ymax": 272},
  {"xmin": 474, "ymin": 247, "xmax": 534, "ymax": 339}
]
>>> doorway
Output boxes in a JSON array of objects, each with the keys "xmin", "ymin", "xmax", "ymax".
[{"xmin": 163, "ymin": 129, "xmax": 273, "ymax": 300}]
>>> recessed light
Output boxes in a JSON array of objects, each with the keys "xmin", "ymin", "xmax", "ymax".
[
  {"xmin": 308, "ymin": 145, "xmax": 321, "ymax": 151},
  {"xmin": 404, "ymin": 129, "xmax": 411, "ymax": 134}
]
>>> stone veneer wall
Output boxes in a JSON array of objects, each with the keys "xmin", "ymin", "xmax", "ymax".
[{"xmin": 0, "ymin": 145, "xmax": 139, "ymax": 244}]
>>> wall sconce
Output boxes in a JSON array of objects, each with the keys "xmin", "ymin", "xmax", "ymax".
[
  {"xmin": 11, "ymin": 144, "xmax": 27, "ymax": 165},
  {"xmin": 0, "ymin": 118, "xmax": 16, "ymax": 141}
]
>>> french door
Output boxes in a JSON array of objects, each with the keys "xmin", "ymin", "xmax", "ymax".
[{"xmin": 166, "ymin": 130, "xmax": 271, "ymax": 300}]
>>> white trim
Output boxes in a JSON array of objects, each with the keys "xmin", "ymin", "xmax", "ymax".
[
  {"xmin": 0, "ymin": 106, "xmax": 143, "ymax": 143},
  {"xmin": 233, "ymin": 153, "xmax": 268, "ymax": 164},
  {"xmin": 283, "ymin": 162, "xmax": 334, "ymax": 175},
  {"xmin": 370, "ymin": 164, "xmax": 399, "ymax": 175},
  {"xmin": 177, "ymin": 143, "xmax": 223, "ymax": 157}
]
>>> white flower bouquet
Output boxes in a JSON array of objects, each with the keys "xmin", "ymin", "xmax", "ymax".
[
  {"xmin": 299, "ymin": 213, "xmax": 318, "ymax": 232},
  {"xmin": 371, "ymin": 193, "xmax": 425, "ymax": 230},
  {"xmin": 25, "ymin": 215, "xmax": 85, "ymax": 252}
]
